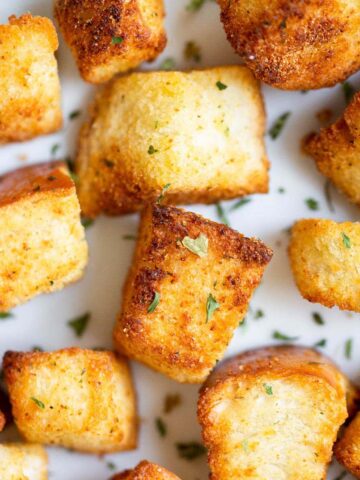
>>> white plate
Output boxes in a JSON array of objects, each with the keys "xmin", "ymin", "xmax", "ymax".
[{"xmin": 0, "ymin": 1, "xmax": 359, "ymax": 479}]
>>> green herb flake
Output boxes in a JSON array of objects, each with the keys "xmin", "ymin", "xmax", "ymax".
[
  {"xmin": 148, "ymin": 292, "xmax": 160, "ymax": 313},
  {"xmin": 215, "ymin": 202, "xmax": 229, "ymax": 225},
  {"xmin": 343, "ymin": 82, "xmax": 355, "ymax": 104},
  {"xmin": 164, "ymin": 393, "xmax": 182, "ymax": 414},
  {"xmin": 254, "ymin": 309, "xmax": 264, "ymax": 320},
  {"xmin": 32, "ymin": 346, "xmax": 43, "ymax": 352},
  {"xmin": 230, "ymin": 198, "xmax": 251, "ymax": 211},
  {"xmin": 176, "ymin": 442, "xmax": 206, "ymax": 460},
  {"xmin": 312, "ymin": 313, "xmax": 325, "ymax": 325},
  {"xmin": 160, "ymin": 57, "xmax": 176, "ymax": 71},
  {"xmin": 314, "ymin": 339, "xmax": 327, "ymax": 348},
  {"xmin": 305, "ymin": 198, "xmax": 319, "ymax": 211},
  {"xmin": 216, "ymin": 80, "xmax": 228, "ymax": 91},
  {"xmin": 273, "ymin": 330, "xmax": 299, "ymax": 342},
  {"xmin": 342, "ymin": 232, "xmax": 351, "ymax": 249},
  {"xmin": 186, "ymin": 0, "xmax": 206, "ymax": 12},
  {"xmin": 278, "ymin": 187, "xmax": 285, "ymax": 194},
  {"xmin": 206, "ymin": 293, "xmax": 220, "ymax": 323},
  {"xmin": 184, "ymin": 41, "xmax": 201, "ymax": 62},
  {"xmin": 51, "ymin": 144, "xmax": 60, "ymax": 156},
  {"xmin": 112, "ymin": 36, "xmax": 124, "ymax": 45},
  {"xmin": 155, "ymin": 417, "xmax": 167, "ymax": 437},
  {"xmin": 69, "ymin": 110, "xmax": 81, "ymax": 120},
  {"xmin": 68, "ymin": 312, "xmax": 90, "ymax": 337},
  {"xmin": 157, "ymin": 183, "xmax": 171, "ymax": 204},
  {"xmin": 31, "ymin": 397, "xmax": 45, "ymax": 409},
  {"xmin": 123, "ymin": 234, "xmax": 137, "ymax": 240},
  {"xmin": 263, "ymin": 383, "xmax": 273, "ymax": 395},
  {"xmin": 345, "ymin": 338, "xmax": 353, "ymax": 359},
  {"xmin": 0, "ymin": 312, "xmax": 13, "ymax": 320},
  {"xmin": 182, "ymin": 234, "xmax": 208, "ymax": 258},
  {"xmin": 106, "ymin": 462, "xmax": 116, "ymax": 471},
  {"xmin": 81, "ymin": 217, "xmax": 94, "ymax": 229},
  {"xmin": 148, "ymin": 145, "xmax": 158, "ymax": 155},
  {"xmin": 269, "ymin": 112, "xmax": 291, "ymax": 140}
]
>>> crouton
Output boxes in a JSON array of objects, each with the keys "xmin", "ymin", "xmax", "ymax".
[
  {"xmin": 217, "ymin": 0, "xmax": 360, "ymax": 90},
  {"xmin": 76, "ymin": 66, "xmax": 269, "ymax": 217},
  {"xmin": 198, "ymin": 346, "xmax": 348, "ymax": 480},
  {"xmin": 113, "ymin": 204, "xmax": 272, "ymax": 383},
  {"xmin": 54, "ymin": 0, "xmax": 166, "ymax": 84},
  {"xmin": 289, "ymin": 218, "xmax": 360, "ymax": 312},
  {"xmin": 0, "ymin": 162, "xmax": 88, "ymax": 312},
  {"xmin": 3, "ymin": 348, "xmax": 137, "ymax": 453},
  {"xmin": 0, "ymin": 410, "xmax": 4, "ymax": 431},
  {"xmin": 304, "ymin": 92, "xmax": 360, "ymax": 206},
  {"xmin": 0, "ymin": 14, "xmax": 62, "ymax": 143},
  {"xmin": 111, "ymin": 461, "xmax": 181, "ymax": 480},
  {"xmin": 0, "ymin": 443, "xmax": 47, "ymax": 480},
  {"xmin": 335, "ymin": 412, "xmax": 360, "ymax": 478}
]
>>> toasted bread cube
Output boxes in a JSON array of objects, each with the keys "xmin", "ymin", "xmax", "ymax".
[
  {"xmin": 198, "ymin": 346, "xmax": 348, "ymax": 480},
  {"xmin": 0, "ymin": 443, "xmax": 47, "ymax": 480},
  {"xmin": 111, "ymin": 461, "xmax": 181, "ymax": 480},
  {"xmin": 76, "ymin": 66, "xmax": 269, "ymax": 217},
  {"xmin": 0, "ymin": 410, "xmax": 4, "ymax": 431},
  {"xmin": 289, "ymin": 219, "xmax": 360, "ymax": 312},
  {"xmin": 113, "ymin": 205, "xmax": 272, "ymax": 383},
  {"xmin": 218, "ymin": 0, "xmax": 360, "ymax": 90},
  {"xmin": 335, "ymin": 412, "xmax": 360, "ymax": 477},
  {"xmin": 305, "ymin": 92, "xmax": 360, "ymax": 206},
  {"xmin": 3, "ymin": 348, "xmax": 137, "ymax": 453},
  {"xmin": 0, "ymin": 162, "xmax": 88, "ymax": 312},
  {"xmin": 0, "ymin": 14, "xmax": 62, "ymax": 143},
  {"xmin": 54, "ymin": 0, "xmax": 166, "ymax": 84}
]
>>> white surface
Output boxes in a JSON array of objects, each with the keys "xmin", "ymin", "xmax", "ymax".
[{"xmin": 0, "ymin": 1, "xmax": 359, "ymax": 479}]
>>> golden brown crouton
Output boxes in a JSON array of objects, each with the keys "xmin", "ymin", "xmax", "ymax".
[
  {"xmin": 335, "ymin": 412, "xmax": 360, "ymax": 478},
  {"xmin": 0, "ymin": 162, "xmax": 88, "ymax": 312},
  {"xmin": 111, "ymin": 461, "xmax": 181, "ymax": 480},
  {"xmin": 54, "ymin": 0, "xmax": 166, "ymax": 84},
  {"xmin": 198, "ymin": 346, "xmax": 348, "ymax": 480},
  {"xmin": 305, "ymin": 92, "xmax": 360, "ymax": 206},
  {"xmin": 0, "ymin": 410, "xmax": 5, "ymax": 431},
  {"xmin": 0, "ymin": 443, "xmax": 47, "ymax": 480},
  {"xmin": 217, "ymin": 0, "xmax": 360, "ymax": 90},
  {"xmin": 76, "ymin": 66, "xmax": 269, "ymax": 217},
  {"xmin": 0, "ymin": 14, "xmax": 62, "ymax": 143},
  {"xmin": 289, "ymin": 218, "xmax": 360, "ymax": 312},
  {"xmin": 113, "ymin": 204, "xmax": 272, "ymax": 383},
  {"xmin": 3, "ymin": 348, "xmax": 137, "ymax": 454}
]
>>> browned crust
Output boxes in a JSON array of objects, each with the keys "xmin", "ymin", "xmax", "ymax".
[
  {"xmin": 54, "ymin": 0, "xmax": 166, "ymax": 83},
  {"xmin": 0, "ymin": 162, "xmax": 74, "ymax": 208},
  {"xmin": 111, "ymin": 460, "xmax": 181, "ymax": 480},
  {"xmin": 0, "ymin": 410, "xmax": 5, "ymax": 432},
  {"xmin": 335, "ymin": 413, "xmax": 360, "ymax": 477},
  {"xmin": 218, "ymin": 0, "xmax": 360, "ymax": 90}
]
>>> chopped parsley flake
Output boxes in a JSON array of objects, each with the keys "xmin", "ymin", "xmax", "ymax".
[
  {"xmin": 164, "ymin": 393, "xmax": 182, "ymax": 413},
  {"xmin": 273, "ymin": 330, "xmax": 299, "ymax": 342},
  {"xmin": 148, "ymin": 292, "xmax": 160, "ymax": 313},
  {"xmin": 51, "ymin": 144, "xmax": 60, "ymax": 156},
  {"xmin": 345, "ymin": 338, "xmax": 353, "ymax": 359},
  {"xmin": 157, "ymin": 183, "xmax": 171, "ymax": 204},
  {"xmin": 186, "ymin": 0, "xmax": 206, "ymax": 11},
  {"xmin": 69, "ymin": 110, "xmax": 81, "ymax": 120},
  {"xmin": 148, "ymin": 145, "xmax": 158, "ymax": 155},
  {"xmin": 305, "ymin": 198, "xmax": 319, "ymax": 211},
  {"xmin": 312, "ymin": 313, "xmax": 325, "ymax": 325},
  {"xmin": 314, "ymin": 339, "xmax": 327, "ymax": 348},
  {"xmin": 0, "ymin": 312, "xmax": 13, "ymax": 320},
  {"xmin": 155, "ymin": 417, "xmax": 167, "ymax": 437},
  {"xmin": 81, "ymin": 217, "xmax": 94, "ymax": 229},
  {"xmin": 342, "ymin": 232, "xmax": 351, "ymax": 249},
  {"xmin": 216, "ymin": 80, "xmax": 228, "ymax": 91},
  {"xmin": 184, "ymin": 41, "xmax": 201, "ymax": 62},
  {"xmin": 106, "ymin": 462, "xmax": 116, "ymax": 470},
  {"xmin": 176, "ymin": 442, "xmax": 206, "ymax": 460},
  {"xmin": 263, "ymin": 383, "xmax": 273, "ymax": 395},
  {"xmin": 32, "ymin": 346, "xmax": 43, "ymax": 352},
  {"xmin": 215, "ymin": 202, "xmax": 229, "ymax": 225},
  {"xmin": 269, "ymin": 112, "xmax": 291, "ymax": 139},
  {"xmin": 182, "ymin": 234, "xmax": 208, "ymax": 257},
  {"xmin": 68, "ymin": 312, "xmax": 90, "ymax": 337},
  {"xmin": 343, "ymin": 82, "xmax": 355, "ymax": 104},
  {"xmin": 112, "ymin": 36, "xmax": 124, "ymax": 44},
  {"xmin": 206, "ymin": 293, "xmax": 220, "ymax": 323},
  {"xmin": 123, "ymin": 234, "xmax": 137, "ymax": 240},
  {"xmin": 31, "ymin": 397, "xmax": 45, "ymax": 409},
  {"xmin": 254, "ymin": 309, "xmax": 264, "ymax": 319},
  {"xmin": 160, "ymin": 57, "xmax": 176, "ymax": 70},
  {"xmin": 230, "ymin": 198, "xmax": 251, "ymax": 211}
]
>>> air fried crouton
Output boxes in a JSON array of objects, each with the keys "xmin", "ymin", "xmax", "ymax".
[
  {"xmin": 335, "ymin": 412, "xmax": 360, "ymax": 478},
  {"xmin": 3, "ymin": 348, "xmax": 137, "ymax": 453},
  {"xmin": 76, "ymin": 66, "xmax": 269, "ymax": 217},
  {"xmin": 305, "ymin": 92, "xmax": 360, "ymax": 206},
  {"xmin": 113, "ymin": 204, "xmax": 272, "ymax": 383},
  {"xmin": 54, "ymin": 0, "xmax": 166, "ymax": 84},
  {"xmin": 289, "ymin": 219, "xmax": 360, "ymax": 312},
  {"xmin": 198, "ymin": 346, "xmax": 348, "ymax": 480},
  {"xmin": 0, "ymin": 14, "xmax": 62, "ymax": 143},
  {"xmin": 0, "ymin": 162, "xmax": 88, "ymax": 312},
  {"xmin": 111, "ymin": 461, "xmax": 181, "ymax": 480},
  {"xmin": 0, "ymin": 410, "xmax": 4, "ymax": 431},
  {"xmin": 217, "ymin": 0, "xmax": 360, "ymax": 90},
  {"xmin": 0, "ymin": 443, "xmax": 47, "ymax": 480}
]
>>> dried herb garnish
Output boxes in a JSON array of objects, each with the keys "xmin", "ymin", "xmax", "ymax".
[
  {"xmin": 68, "ymin": 312, "xmax": 90, "ymax": 337},
  {"xmin": 176, "ymin": 442, "xmax": 206, "ymax": 460},
  {"xmin": 305, "ymin": 198, "xmax": 319, "ymax": 211},
  {"xmin": 148, "ymin": 292, "xmax": 160, "ymax": 313},
  {"xmin": 269, "ymin": 112, "xmax": 291, "ymax": 139},
  {"xmin": 31, "ymin": 397, "xmax": 45, "ymax": 409},
  {"xmin": 216, "ymin": 80, "xmax": 227, "ymax": 91},
  {"xmin": 342, "ymin": 232, "xmax": 351, "ymax": 249},
  {"xmin": 155, "ymin": 417, "xmax": 167, "ymax": 437},
  {"xmin": 273, "ymin": 330, "xmax": 299, "ymax": 342},
  {"xmin": 182, "ymin": 234, "xmax": 208, "ymax": 257},
  {"xmin": 206, "ymin": 293, "xmax": 220, "ymax": 322},
  {"xmin": 312, "ymin": 313, "xmax": 325, "ymax": 325}
]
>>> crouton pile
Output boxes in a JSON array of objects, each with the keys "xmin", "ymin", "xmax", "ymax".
[{"xmin": 2, "ymin": 1, "xmax": 360, "ymax": 479}]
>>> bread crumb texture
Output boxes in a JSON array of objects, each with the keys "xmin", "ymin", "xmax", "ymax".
[
  {"xmin": 54, "ymin": 0, "xmax": 166, "ymax": 83},
  {"xmin": 335, "ymin": 411, "xmax": 360, "ymax": 477},
  {"xmin": 76, "ymin": 66, "xmax": 269, "ymax": 217},
  {"xmin": 198, "ymin": 346, "xmax": 348, "ymax": 480},
  {"xmin": 0, "ymin": 14, "xmax": 62, "ymax": 143},
  {"xmin": 289, "ymin": 218, "xmax": 360, "ymax": 312},
  {"xmin": 0, "ymin": 443, "xmax": 47, "ymax": 480},
  {"xmin": 114, "ymin": 205, "xmax": 272, "ymax": 383},
  {"xmin": 218, "ymin": 0, "xmax": 360, "ymax": 90},
  {"xmin": 3, "ymin": 348, "xmax": 137, "ymax": 453},
  {"xmin": 111, "ymin": 460, "xmax": 181, "ymax": 480}
]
